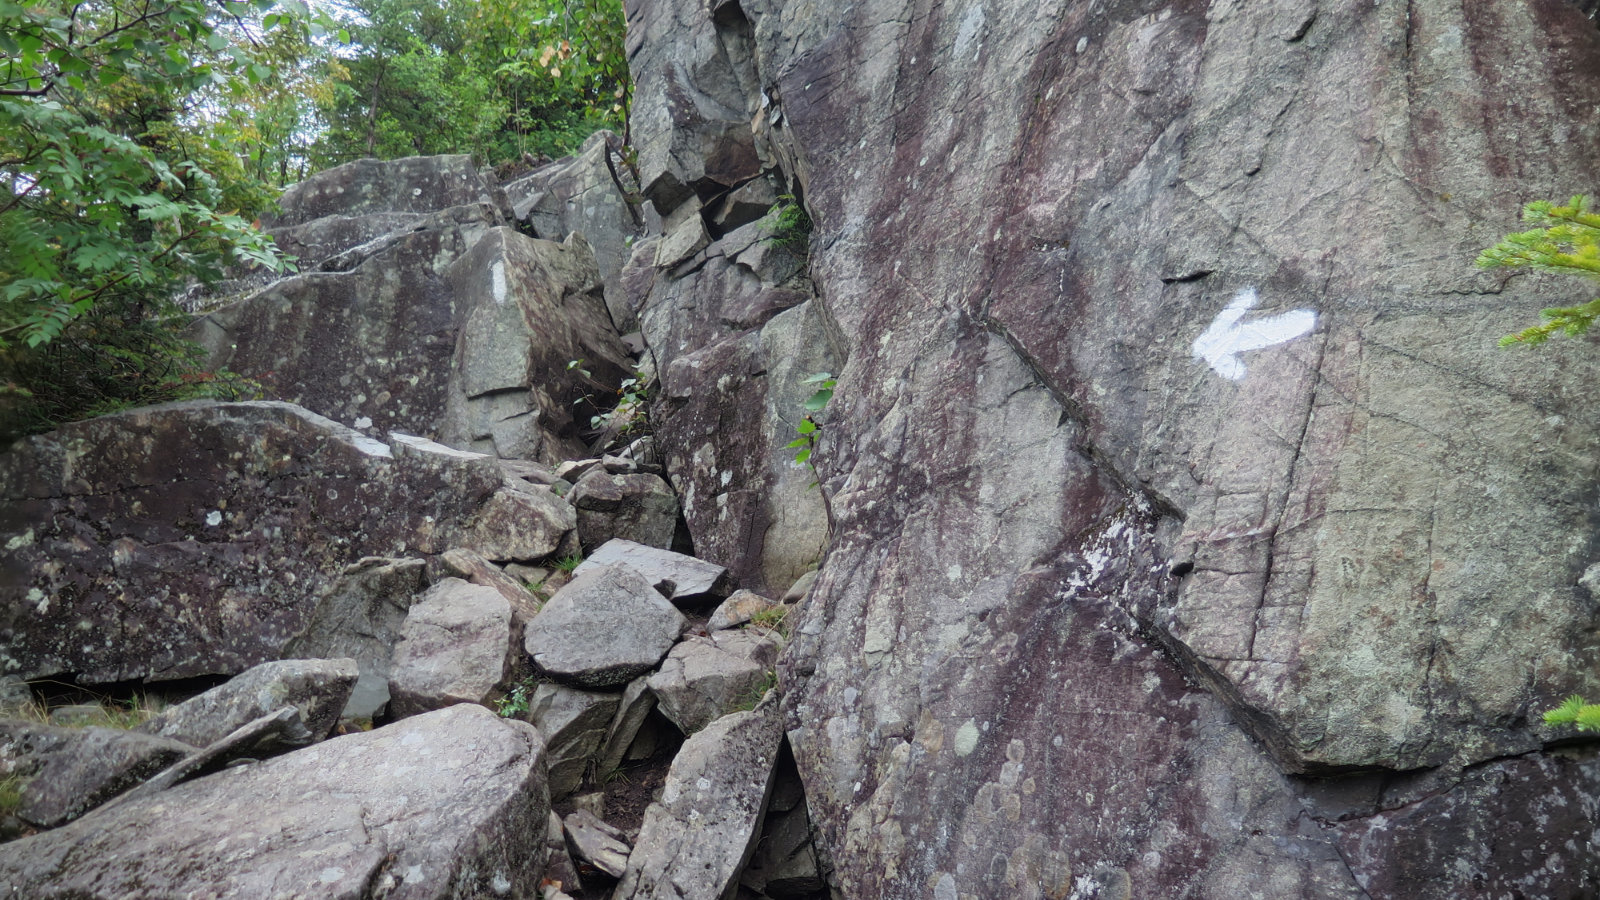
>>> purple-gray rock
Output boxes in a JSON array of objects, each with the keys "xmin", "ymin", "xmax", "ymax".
[
  {"xmin": 0, "ymin": 704, "xmax": 550, "ymax": 898},
  {"xmin": 136, "ymin": 657, "xmax": 358, "ymax": 749},
  {"xmin": 563, "ymin": 809, "xmax": 631, "ymax": 879},
  {"xmin": 263, "ymin": 154, "xmax": 505, "ymax": 231},
  {"xmin": 646, "ymin": 631, "xmax": 780, "ymax": 735},
  {"xmin": 521, "ymin": 683, "xmax": 620, "ymax": 800},
  {"xmin": 569, "ymin": 469, "xmax": 680, "ymax": 552},
  {"xmin": 11, "ymin": 725, "xmax": 193, "ymax": 829},
  {"xmin": 524, "ymin": 564, "xmax": 688, "ymax": 688},
  {"xmin": 611, "ymin": 697, "xmax": 783, "ymax": 900},
  {"xmin": 575, "ymin": 539, "xmax": 732, "ymax": 604},
  {"xmin": 0, "ymin": 401, "xmax": 515, "ymax": 687},
  {"xmin": 387, "ymin": 578, "xmax": 512, "ymax": 719}
]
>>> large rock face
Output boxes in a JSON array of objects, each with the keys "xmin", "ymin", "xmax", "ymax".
[
  {"xmin": 628, "ymin": 0, "xmax": 1600, "ymax": 896},
  {"xmin": 0, "ymin": 401, "xmax": 563, "ymax": 685},
  {"xmin": 0, "ymin": 704, "xmax": 551, "ymax": 899}
]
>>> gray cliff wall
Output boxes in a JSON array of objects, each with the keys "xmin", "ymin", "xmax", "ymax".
[{"xmin": 627, "ymin": 0, "xmax": 1600, "ymax": 896}]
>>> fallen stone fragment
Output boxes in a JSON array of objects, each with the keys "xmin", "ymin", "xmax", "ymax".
[
  {"xmin": 780, "ymin": 570, "xmax": 817, "ymax": 605},
  {"xmin": 569, "ymin": 470, "xmax": 680, "ymax": 552},
  {"xmin": 524, "ymin": 564, "xmax": 687, "ymax": 688},
  {"xmin": 612, "ymin": 697, "xmax": 783, "ymax": 900},
  {"xmin": 435, "ymin": 548, "xmax": 544, "ymax": 616},
  {"xmin": 136, "ymin": 657, "xmax": 358, "ymax": 750},
  {"xmin": 109, "ymin": 707, "xmax": 313, "ymax": 809},
  {"xmin": 0, "ymin": 704, "xmax": 550, "ymax": 898},
  {"xmin": 707, "ymin": 589, "xmax": 783, "ymax": 631},
  {"xmin": 576, "ymin": 539, "xmax": 732, "ymax": 604},
  {"xmin": 595, "ymin": 677, "xmax": 657, "ymax": 775},
  {"xmin": 462, "ymin": 483, "xmax": 579, "ymax": 562},
  {"xmin": 281, "ymin": 556, "xmax": 427, "ymax": 719},
  {"xmin": 388, "ymin": 578, "xmax": 512, "ymax": 718},
  {"xmin": 647, "ymin": 631, "xmax": 780, "ymax": 735},
  {"xmin": 740, "ymin": 802, "xmax": 823, "ymax": 899},
  {"xmin": 522, "ymin": 683, "xmax": 620, "ymax": 800},
  {"xmin": 563, "ymin": 808, "xmax": 631, "ymax": 879},
  {"xmin": 15, "ymin": 727, "xmax": 194, "ymax": 828}
]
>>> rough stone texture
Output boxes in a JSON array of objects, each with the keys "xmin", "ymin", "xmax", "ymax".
[
  {"xmin": 611, "ymin": 697, "xmax": 783, "ymax": 900},
  {"xmin": 706, "ymin": 589, "xmax": 782, "ymax": 631},
  {"xmin": 264, "ymin": 154, "xmax": 504, "ymax": 231},
  {"xmin": 438, "ymin": 227, "xmax": 633, "ymax": 463},
  {"xmin": 136, "ymin": 657, "xmax": 358, "ymax": 749},
  {"xmin": 563, "ymin": 809, "xmax": 632, "ymax": 879},
  {"xmin": 524, "ymin": 564, "xmax": 688, "ymax": 688},
  {"xmin": 14, "ymin": 726, "xmax": 194, "ymax": 828},
  {"xmin": 501, "ymin": 130, "xmax": 643, "ymax": 287},
  {"xmin": 568, "ymin": 469, "xmax": 680, "ymax": 552},
  {"xmin": 628, "ymin": 0, "xmax": 1600, "ymax": 896},
  {"xmin": 596, "ymin": 677, "xmax": 658, "ymax": 775},
  {"xmin": 0, "ymin": 401, "xmax": 516, "ymax": 687},
  {"xmin": 0, "ymin": 704, "xmax": 550, "ymax": 898},
  {"xmin": 647, "ymin": 631, "xmax": 780, "ymax": 735},
  {"xmin": 521, "ymin": 683, "xmax": 620, "ymax": 801},
  {"xmin": 388, "ymin": 578, "xmax": 512, "ymax": 719},
  {"xmin": 458, "ymin": 480, "xmax": 578, "ymax": 563},
  {"xmin": 281, "ymin": 556, "xmax": 427, "ymax": 719},
  {"xmin": 631, "ymin": 227, "xmax": 834, "ymax": 593},
  {"xmin": 191, "ymin": 202, "xmax": 502, "ymax": 435},
  {"xmin": 576, "ymin": 539, "xmax": 732, "ymax": 604}
]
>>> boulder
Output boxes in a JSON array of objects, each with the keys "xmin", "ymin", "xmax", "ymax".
[
  {"xmin": 595, "ymin": 677, "xmax": 658, "ymax": 776},
  {"xmin": 136, "ymin": 657, "xmax": 358, "ymax": 749},
  {"xmin": 521, "ymin": 683, "xmax": 620, "ymax": 800},
  {"xmin": 576, "ymin": 539, "xmax": 732, "ymax": 604},
  {"xmin": 191, "ymin": 203, "xmax": 503, "ymax": 435},
  {"xmin": 568, "ymin": 469, "xmax": 680, "ymax": 552},
  {"xmin": 563, "ymin": 809, "xmax": 631, "ymax": 879},
  {"xmin": 524, "ymin": 564, "xmax": 687, "ymax": 688},
  {"xmin": 706, "ymin": 589, "xmax": 783, "ymax": 631},
  {"xmin": 263, "ymin": 154, "xmax": 505, "ymax": 231},
  {"xmin": 647, "ymin": 630, "xmax": 779, "ymax": 735},
  {"xmin": 281, "ymin": 556, "xmax": 427, "ymax": 719},
  {"xmin": 542, "ymin": 810, "xmax": 584, "ymax": 896},
  {"xmin": 438, "ymin": 227, "xmax": 633, "ymax": 463},
  {"xmin": 500, "ymin": 130, "xmax": 643, "ymax": 289},
  {"xmin": 0, "ymin": 704, "xmax": 550, "ymax": 898},
  {"xmin": 458, "ymin": 481, "xmax": 578, "ymax": 563},
  {"xmin": 0, "ymin": 401, "xmax": 520, "ymax": 688},
  {"xmin": 387, "ymin": 578, "xmax": 512, "ymax": 718},
  {"xmin": 11, "ymin": 725, "xmax": 193, "ymax": 829},
  {"xmin": 611, "ymin": 697, "xmax": 783, "ymax": 900}
]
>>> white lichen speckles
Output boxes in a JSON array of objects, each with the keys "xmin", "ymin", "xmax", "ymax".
[
  {"xmin": 934, "ymin": 872, "xmax": 958, "ymax": 900},
  {"xmin": 4, "ymin": 529, "xmax": 34, "ymax": 551},
  {"xmin": 953, "ymin": 719, "xmax": 981, "ymax": 757},
  {"xmin": 205, "ymin": 511, "xmax": 223, "ymax": 527},
  {"xmin": 27, "ymin": 588, "xmax": 47, "ymax": 614}
]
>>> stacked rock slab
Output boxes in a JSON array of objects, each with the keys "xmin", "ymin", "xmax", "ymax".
[
  {"xmin": 0, "ymin": 401, "xmax": 565, "ymax": 686},
  {"xmin": 627, "ymin": 0, "xmax": 1600, "ymax": 896},
  {"xmin": 0, "ymin": 705, "xmax": 551, "ymax": 899},
  {"xmin": 191, "ymin": 153, "xmax": 634, "ymax": 464}
]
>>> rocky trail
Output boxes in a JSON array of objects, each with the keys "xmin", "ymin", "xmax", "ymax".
[{"xmin": 9, "ymin": 0, "xmax": 1600, "ymax": 897}]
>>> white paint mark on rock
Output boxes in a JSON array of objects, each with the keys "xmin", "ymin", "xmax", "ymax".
[
  {"xmin": 205, "ymin": 510, "xmax": 222, "ymax": 527},
  {"xmin": 1192, "ymin": 287, "xmax": 1315, "ymax": 380},
  {"xmin": 490, "ymin": 260, "xmax": 507, "ymax": 306}
]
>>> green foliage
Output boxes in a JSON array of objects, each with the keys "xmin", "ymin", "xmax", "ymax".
[
  {"xmin": 312, "ymin": 0, "xmax": 627, "ymax": 168},
  {"xmin": 1478, "ymin": 195, "xmax": 1600, "ymax": 346},
  {"xmin": 1544, "ymin": 694, "xmax": 1600, "ymax": 732},
  {"xmin": 0, "ymin": 773, "xmax": 23, "ymax": 818},
  {"xmin": 762, "ymin": 194, "xmax": 812, "ymax": 253},
  {"xmin": 748, "ymin": 605, "xmax": 789, "ymax": 635},
  {"xmin": 495, "ymin": 679, "xmax": 534, "ymax": 718},
  {"xmin": 554, "ymin": 552, "xmax": 584, "ymax": 574},
  {"xmin": 784, "ymin": 372, "xmax": 835, "ymax": 473},
  {"xmin": 733, "ymin": 671, "xmax": 778, "ymax": 712},
  {"xmin": 0, "ymin": 0, "xmax": 310, "ymax": 438}
]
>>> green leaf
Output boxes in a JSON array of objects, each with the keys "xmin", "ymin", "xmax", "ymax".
[
  {"xmin": 803, "ymin": 388, "xmax": 833, "ymax": 412},
  {"xmin": 801, "ymin": 371, "xmax": 834, "ymax": 384},
  {"xmin": 793, "ymin": 447, "xmax": 812, "ymax": 465},
  {"xmin": 1545, "ymin": 695, "xmax": 1586, "ymax": 725},
  {"xmin": 795, "ymin": 418, "xmax": 817, "ymax": 435}
]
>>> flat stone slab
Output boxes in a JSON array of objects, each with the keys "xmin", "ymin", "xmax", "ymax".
[
  {"xmin": 575, "ymin": 539, "xmax": 732, "ymax": 605},
  {"xmin": 521, "ymin": 683, "xmax": 619, "ymax": 800},
  {"xmin": 647, "ymin": 631, "xmax": 780, "ymax": 735},
  {"xmin": 612, "ymin": 698, "xmax": 783, "ymax": 900},
  {"xmin": 0, "ymin": 704, "xmax": 550, "ymax": 899},
  {"xmin": 524, "ymin": 564, "xmax": 687, "ymax": 689},
  {"xmin": 137, "ymin": 657, "xmax": 358, "ymax": 750},
  {"xmin": 12, "ymin": 725, "xmax": 194, "ymax": 828},
  {"xmin": 388, "ymin": 578, "xmax": 512, "ymax": 718}
]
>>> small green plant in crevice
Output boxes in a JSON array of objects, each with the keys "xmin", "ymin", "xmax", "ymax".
[
  {"xmin": 748, "ymin": 605, "xmax": 789, "ymax": 636},
  {"xmin": 554, "ymin": 553, "xmax": 585, "ymax": 574},
  {"xmin": 0, "ymin": 773, "xmax": 25, "ymax": 818},
  {"xmin": 523, "ymin": 578, "xmax": 553, "ymax": 604},
  {"xmin": 734, "ymin": 671, "xmax": 780, "ymax": 713},
  {"xmin": 496, "ymin": 679, "xmax": 536, "ymax": 719},
  {"xmin": 1544, "ymin": 695, "xmax": 1600, "ymax": 732},
  {"xmin": 1479, "ymin": 194, "xmax": 1600, "ymax": 347},
  {"xmin": 762, "ymin": 193, "xmax": 813, "ymax": 254},
  {"xmin": 785, "ymin": 372, "xmax": 835, "ymax": 479}
]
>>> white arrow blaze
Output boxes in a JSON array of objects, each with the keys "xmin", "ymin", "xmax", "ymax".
[{"xmin": 1192, "ymin": 288, "xmax": 1316, "ymax": 381}]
